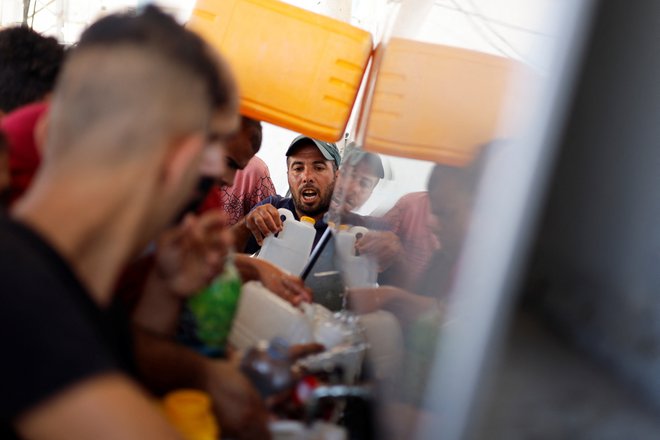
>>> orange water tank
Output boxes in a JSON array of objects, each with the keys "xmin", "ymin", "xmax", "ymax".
[
  {"xmin": 188, "ymin": 0, "xmax": 373, "ymax": 142},
  {"xmin": 362, "ymin": 38, "xmax": 524, "ymax": 165}
]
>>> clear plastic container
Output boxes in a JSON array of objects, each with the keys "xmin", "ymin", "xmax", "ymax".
[
  {"xmin": 240, "ymin": 337, "xmax": 295, "ymax": 397},
  {"xmin": 258, "ymin": 208, "xmax": 316, "ymax": 276}
]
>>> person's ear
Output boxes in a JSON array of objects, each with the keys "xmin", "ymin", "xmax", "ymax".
[{"xmin": 160, "ymin": 133, "xmax": 205, "ymax": 190}]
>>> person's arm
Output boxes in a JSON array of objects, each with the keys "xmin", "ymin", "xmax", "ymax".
[
  {"xmin": 231, "ymin": 216, "xmax": 256, "ymax": 254},
  {"xmin": 15, "ymin": 373, "xmax": 182, "ymax": 440},
  {"xmin": 132, "ymin": 326, "xmax": 271, "ymax": 440},
  {"xmin": 231, "ymin": 204, "xmax": 282, "ymax": 252},
  {"xmin": 133, "ymin": 211, "xmax": 229, "ymax": 336},
  {"xmin": 133, "ymin": 269, "xmax": 184, "ymax": 336},
  {"xmin": 234, "ymin": 253, "xmax": 312, "ymax": 305},
  {"xmin": 347, "ymin": 285, "xmax": 440, "ymax": 327}
]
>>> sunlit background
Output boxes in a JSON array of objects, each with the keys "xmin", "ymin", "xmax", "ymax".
[{"xmin": 0, "ymin": 0, "xmax": 558, "ymax": 207}]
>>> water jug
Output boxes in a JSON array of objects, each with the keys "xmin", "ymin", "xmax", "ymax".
[
  {"xmin": 228, "ymin": 281, "xmax": 314, "ymax": 350},
  {"xmin": 335, "ymin": 226, "xmax": 378, "ymax": 288},
  {"xmin": 258, "ymin": 208, "xmax": 316, "ymax": 275}
]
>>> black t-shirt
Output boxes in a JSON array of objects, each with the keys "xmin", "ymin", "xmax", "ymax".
[{"xmin": 0, "ymin": 216, "xmax": 133, "ymax": 438}]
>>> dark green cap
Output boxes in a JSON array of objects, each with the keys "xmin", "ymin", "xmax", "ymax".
[
  {"xmin": 286, "ymin": 135, "xmax": 341, "ymax": 168},
  {"xmin": 343, "ymin": 142, "xmax": 384, "ymax": 178}
]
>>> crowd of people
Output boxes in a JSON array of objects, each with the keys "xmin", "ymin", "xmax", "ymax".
[{"xmin": 0, "ymin": 6, "xmax": 487, "ymax": 440}]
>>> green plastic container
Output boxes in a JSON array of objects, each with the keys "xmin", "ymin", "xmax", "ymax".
[{"xmin": 187, "ymin": 253, "xmax": 242, "ymax": 352}]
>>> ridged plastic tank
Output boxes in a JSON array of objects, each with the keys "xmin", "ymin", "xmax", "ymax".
[
  {"xmin": 361, "ymin": 37, "xmax": 522, "ymax": 165},
  {"xmin": 187, "ymin": 0, "xmax": 373, "ymax": 142}
]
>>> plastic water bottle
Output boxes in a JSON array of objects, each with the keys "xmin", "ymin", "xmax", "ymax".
[
  {"xmin": 187, "ymin": 251, "xmax": 242, "ymax": 355},
  {"xmin": 163, "ymin": 389, "xmax": 219, "ymax": 440},
  {"xmin": 240, "ymin": 337, "xmax": 295, "ymax": 397},
  {"xmin": 258, "ymin": 208, "xmax": 316, "ymax": 275}
]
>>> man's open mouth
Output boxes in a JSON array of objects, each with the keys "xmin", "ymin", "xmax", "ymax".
[{"xmin": 301, "ymin": 188, "xmax": 319, "ymax": 203}]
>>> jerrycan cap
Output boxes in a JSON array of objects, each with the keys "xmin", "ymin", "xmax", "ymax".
[
  {"xmin": 300, "ymin": 216, "xmax": 316, "ymax": 226},
  {"xmin": 163, "ymin": 389, "xmax": 212, "ymax": 418}
]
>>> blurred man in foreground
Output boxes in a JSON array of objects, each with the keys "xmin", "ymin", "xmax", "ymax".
[{"xmin": 0, "ymin": 6, "xmax": 269, "ymax": 440}]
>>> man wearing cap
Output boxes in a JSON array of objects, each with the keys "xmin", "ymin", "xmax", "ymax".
[
  {"xmin": 232, "ymin": 135, "xmax": 341, "ymax": 254},
  {"xmin": 233, "ymin": 135, "xmax": 408, "ymax": 310},
  {"xmin": 329, "ymin": 147, "xmax": 409, "ymax": 280},
  {"xmin": 330, "ymin": 146, "xmax": 384, "ymax": 219}
]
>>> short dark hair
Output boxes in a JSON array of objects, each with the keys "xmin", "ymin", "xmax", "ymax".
[
  {"xmin": 0, "ymin": 26, "xmax": 65, "ymax": 113},
  {"xmin": 77, "ymin": 5, "xmax": 231, "ymax": 111},
  {"xmin": 241, "ymin": 116, "xmax": 262, "ymax": 153},
  {"xmin": 47, "ymin": 5, "xmax": 236, "ymax": 163}
]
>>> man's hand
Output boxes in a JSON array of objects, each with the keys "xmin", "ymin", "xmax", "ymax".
[
  {"xmin": 355, "ymin": 231, "xmax": 404, "ymax": 271},
  {"xmin": 205, "ymin": 360, "xmax": 272, "ymax": 440},
  {"xmin": 155, "ymin": 211, "xmax": 232, "ymax": 297},
  {"xmin": 235, "ymin": 254, "xmax": 312, "ymax": 305},
  {"xmin": 244, "ymin": 204, "xmax": 283, "ymax": 247}
]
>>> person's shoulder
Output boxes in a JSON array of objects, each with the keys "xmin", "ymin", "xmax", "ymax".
[
  {"xmin": 396, "ymin": 191, "xmax": 428, "ymax": 205},
  {"xmin": 0, "ymin": 215, "xmax": 46, "ymax": 265},
  {"xmin": 0, "ymin": 217, "xmax": 119, "ymax": 423},
  {"xmin": 254, "ymin": 194, "xmax": 289, "ymax": 209},
  {"xmin": 0, "ymin": 215, "xmax": 89, "ymax": 304},
  {"xmin": 248, "ymin": 156, "xmax": 269, "ymax": 171},
  {"xmin": 238, "ymin": 156, "xmax": 269, "ymax": 179}
]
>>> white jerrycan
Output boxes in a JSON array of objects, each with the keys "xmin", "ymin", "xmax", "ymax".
[
  {"xmin": 228, "ymin": 281, "xmax": 314, "ymax": 350},
  {"xmin": 257, "ymin": 208, "xmax": 316, "ymax": 275},
  {"xmin": 335, "ymin": 226, "xmax": 378, "ymax": 288}
]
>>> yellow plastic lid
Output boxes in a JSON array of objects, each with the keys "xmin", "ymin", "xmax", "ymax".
[
  {"xmin": 163, "ymin": 390, "xmax": 219, "ymax": 440},
  {"xmin": 300, "ymin": 216, "xmax": 316, "ymax": 225},
  {"xmin": 188, "ymin": 0, "xmax": 373, "ymax": 142}
]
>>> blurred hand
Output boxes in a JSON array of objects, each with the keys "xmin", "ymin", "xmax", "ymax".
[
  {"xmin": 245, "ymin": 204, "xmax": 283, "ymax": 246},
  {"xmin": 288, "ymin": 342, "xmax": 325, "ymax": 361},
  {"xmin": 155, "ymin": 211, "xmax": 231, "ymax": 297},
  {"xmin": 205, "ymin": 360, "xmax": 271, "ymax": 440},
  {"xmin": 255, "ymin": 260, "xmax": 312, "ymax": 306},
  {"xmin": 355, "ymin": 231, "xmax": 403, "ymax": 271}
]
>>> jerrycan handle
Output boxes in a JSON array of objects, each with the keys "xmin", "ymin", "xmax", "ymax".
[
  {"xmin": 336, "ymin": 226, "xmax": 369, "ymax": 257},
  {"xmin": 349, "ymin": 226, "xmax": 369, "ymax": 241}
]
